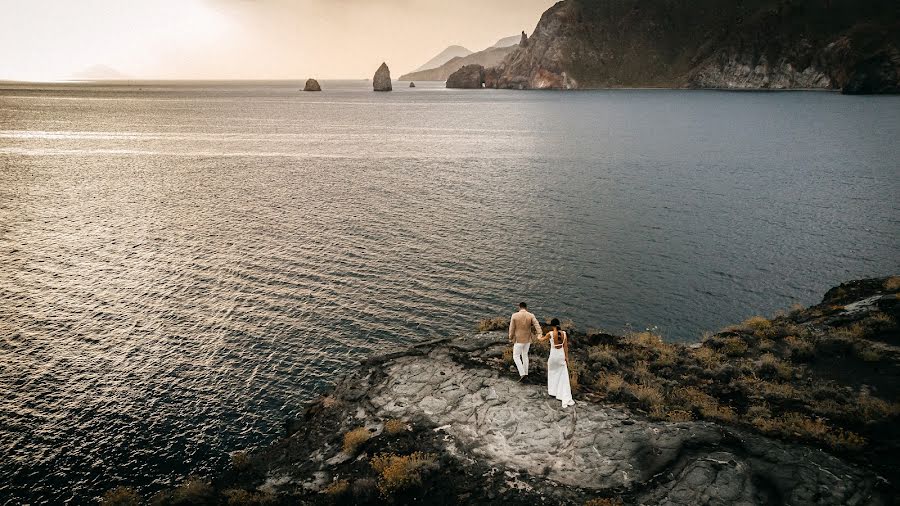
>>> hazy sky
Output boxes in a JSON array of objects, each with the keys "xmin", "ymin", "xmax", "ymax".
[{"xmin": 0, "ymin": 0, "xmax": 556, "ymax": 81}]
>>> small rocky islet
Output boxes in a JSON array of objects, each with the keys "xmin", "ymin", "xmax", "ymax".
[
  {"xmin": 117, "ymin": 276, "xmax": 899, "ymax": 505},
  {"xmin": 302, "ymin": 79, "xmax": 321, "ymax": 92}
]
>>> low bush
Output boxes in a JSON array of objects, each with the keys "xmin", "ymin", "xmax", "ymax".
[
  {"xmin": 223, "ymin": 489, "xmax": 276, "ymax": 505},
  {"xmin": 692, "ymin": 346, "xmax": 725, "ymax": 369},
  {"xmin": 593, "ymin": 373, "xmax": 625, "ymax": 396},
  {"xmin": 477, "ymin": 316, "xmax": 508, "ymax": 332},
  {"xmin": 231, "ymin": 451, "xmax": 251, "ymax": 471},
  {"xmin": 101, "ymin": 487, "xmax": 140, "ymax": 506},
  {"xmin": 783, "ymin": 335, "xmax": 813, "ymax": 361},
  {"xmin": 343, "ymin": 427, "xmax": 372, "ymax": 454},
  {"xmin": 370, "ymin": 452, "xmax": 437, "ymax": 495},
  {"xmin": 628, "ymin": 384, "xmax": 664, "ymax": 411},
  {"xmin": 884, "ymin": 276, "xmax": 900, "ymax": 291},
  {"xmin": 721, "ymin": 336, "xmax": 749, "ymax": 357},
  {"xmin": 321, "ymin": 479, "xmax": 350, "ymax": 497},
  {"xmin": 384, "ymin": 419, "xmax": 407, "ymax": 435}
]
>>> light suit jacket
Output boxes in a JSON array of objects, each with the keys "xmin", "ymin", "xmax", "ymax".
[{"xmin": 509, "ymin": 309, "xmax": 541, "ymax": 343}]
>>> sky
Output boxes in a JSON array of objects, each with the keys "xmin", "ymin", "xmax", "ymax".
[{"xmin": 0, "ymin": 0, "xmax": 556, "ymax": 81}]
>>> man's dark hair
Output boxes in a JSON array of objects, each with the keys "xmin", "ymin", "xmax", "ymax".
[{"xmin": 519, "ymin": 302, "xmax": 527, "ymax": 309}]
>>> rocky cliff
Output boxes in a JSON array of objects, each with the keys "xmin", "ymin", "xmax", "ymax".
[
  {"xmin": 139, "ymin": 277, "xmax": 899, "ymax": 505},
  {"xmin": 487, "ymin": 0, "xmax": 900, "ymax": 93}
]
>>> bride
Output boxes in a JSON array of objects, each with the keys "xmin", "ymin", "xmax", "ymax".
[{"xmin": 538, "ymin": 318, "xmax": 575, "ymax": 408}]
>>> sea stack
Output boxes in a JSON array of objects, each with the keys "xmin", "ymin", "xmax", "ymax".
[
  {"xmin": 409, "ymin": 82, "xmax": 416, "ymax": 88},
  {"xmin": 373, "ymin": 62, "xmax": 392, "ymax": 91},
  {"xmin": 303, "ymin": 78, "xmax": 321, "ymax": 92}
]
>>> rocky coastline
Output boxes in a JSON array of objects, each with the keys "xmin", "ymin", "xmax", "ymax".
[
  {"xmin": 106, "ymin": 277, "xmax": 899, "ymax": 505},
  {"xmin": 459, "ymin": 0, "xmax": 900, "ymax": 94}
]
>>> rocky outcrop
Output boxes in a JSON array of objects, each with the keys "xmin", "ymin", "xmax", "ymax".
[
  {"xmin": 302, "ymin": 79, "xmax": 321, "ymax": 92},
  {"xmin": 146, "ymin": 277, "xmax": 898, "ymax": 504},
  {"xmin": 373, "ymin": 63, "xmax": 392, "ymax": 92},
  {"xmin": 399, "ymin": 46, "xmax": 516, "ymax": 82},
  {"xmin": 409, "ymin": 82, "xmax": 415, "ymax": 88},
  {"xmin": 519, "ymin": 30, "xmax": 528, "ymax": 48},
  {"xmin": 487, "ymin": 0, "xmax": 900, "ymax": 93},
  {"xmin": 446, "ymin": 64, "xmax": 485, "ymax": 89}
]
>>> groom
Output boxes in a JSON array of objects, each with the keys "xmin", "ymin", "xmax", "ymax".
[{"xmin": 509, "ymin": 302, "xmax": 542, "ymax": 381}]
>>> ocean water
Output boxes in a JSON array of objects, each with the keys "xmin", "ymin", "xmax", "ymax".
[{"xmin": 1, "ymin": 80, "xmax": 898, "ymax": 503}]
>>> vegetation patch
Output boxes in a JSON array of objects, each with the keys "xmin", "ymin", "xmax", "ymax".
[
  {"xmin": 370, "ymin": 452, "xmax": 437, "ymax": 495},
  {"xmin": 343, "ymin": 427, "xmax": 372, "ymax": 454}
]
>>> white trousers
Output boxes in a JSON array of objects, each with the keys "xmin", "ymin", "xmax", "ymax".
[{"xmin": 513, "ymin": 342, "xmax": 530, "ymax": 377}]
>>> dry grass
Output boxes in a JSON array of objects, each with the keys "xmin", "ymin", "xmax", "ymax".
[
  {"xmin": 751, "ymin": 412, "xmax": 866, "ymax": 449},
  {"xmin": 501, "ymin": 347, "xmax": 514, "ymax": 366},
  {"xmin": 101, "ymin": 487, "xmax": 140, "ymax": 506},
  {"xmin": 371, "ymin": 452, "xmax": 437, "ymax": 495},
  {"xmin": 856, "ymin": 347, "xmax": 881, "ymax": 362},
  {"xmin": 477, "ymin": 316, "xmax": 508, "ymax": 332},
  {"xmin": 743, "ymin": 316, "xmax": 772, "ymax": 332},
  {"xmin": 593, "ymin": 373, "xmax": 625, "ymax": 396},
  {"xmin": 884, "ymin": 276, "xmax": 900, "ymax": 291},
  {"xmin": 321, "ymin": 480, "xmax": 350, "ymax": 497},
  {"xmin": 669, "ymin": 387, "xmax": 736, "ymax": 422},
  {"xmin": 321, "ymin": 395, "xmax": 341, "ymax": 409},
  {"xmin": 384, "ymin": 419, "xmax": 407, "ymax": 435},
  {"xmin": 759, "ymin": 353, "xmax": 793, "ymax": 380},
  {"xmin": 231, "ymin": 451, "xmax": 251, "ymax": 471},
  {"xmin": 224, "ymin": 489, "xmax": 276, "ymax": 505},
  {"xmin": 692, "ymin": 346, "xmax": 725, "ymax": 369},
  {"xmin": 569, "ymin": 367, "xmax": 582, "ymax": 394},
  {"xmin": 855, "ymin": 394, "xmax": 900, "ymax": 421},
  {"xmin": 587, "ymin": 345, "xmax": 619, "ymax": 368},
  {"xmin": 343, "ymin": 427, "xmax": 371, "ymax": 454},
  {"xmin": 783, "ymin": 335, "xmax": 814, "ymax": 361},
  {"xmin": 721, "ymin": 336, "xmax": 749, "ymax": 357},
  {"xmin": 172, "ymin": 477, "xmax": 214, "ymax": 504},
  {"xmin": 628, "ymin": 383, "xmax": 664, "ymax": 410},
  {"xmin": 584, "ymin": 498, "xmax": 624, "ymax": 506}
]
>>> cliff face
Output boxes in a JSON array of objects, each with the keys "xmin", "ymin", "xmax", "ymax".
[{"xmin": 488, "ymin": 0, "xmax": 900, "ymax": 93}]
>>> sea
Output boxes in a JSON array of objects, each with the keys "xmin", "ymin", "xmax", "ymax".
[{"xmin": 1, "ymin": 80, "xmax": 898, "ymax": 503}]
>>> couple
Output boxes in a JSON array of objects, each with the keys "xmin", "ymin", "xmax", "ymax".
[{"xmin": 509, "ymin": 302, "xmax": 575, "ymax": 408}]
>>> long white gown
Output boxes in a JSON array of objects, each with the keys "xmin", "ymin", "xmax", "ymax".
[{"xmin": 547, "ymin": 330, "xmax": 575, "ymax": 407}]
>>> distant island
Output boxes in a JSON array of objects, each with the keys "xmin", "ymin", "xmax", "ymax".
[
  {"xmin": 399, "ymin": 36, "xmax": 521, "ymax": 82},
  {"xmin": 112, "ymin": 276, "xmax": 900, "ymax": 504},
  {"xmin": 439, "ymin": 0, "xmax": 899, "ymax": 94}
]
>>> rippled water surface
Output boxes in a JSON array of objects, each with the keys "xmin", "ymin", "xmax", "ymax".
[{"xmin": 1, "ymin": 80, "xmax": 898, "ymax": 503}]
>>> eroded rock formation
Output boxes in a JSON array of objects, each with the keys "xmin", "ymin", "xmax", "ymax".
[
  {"xmin": 373, "ymin": 63, "xmax": 392, "ymax": 92},
  {"xmin": 303, "ymin": 79, "xmax": 321, "ymax": 92},
  {"xmin": 446, "ymin": 64, "xmax": 485, "ymax": 89}
]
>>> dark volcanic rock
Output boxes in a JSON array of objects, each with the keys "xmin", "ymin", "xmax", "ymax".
[
  {"xmin": 151, "ymin": 277, "xmax": 899, "ymax": 504},
  {"xmin": 842, "ymin": 49, "xmax": 900, "ymax": 94},
  {"xmin": 302, "ymin": 78, "xmax": 321, "ymax": 92},
  {"xmin": 446, "ymin": 64, "xmax": 485, "ymax": 89},
  {"xmin": 486, "ymin": 0, "xmax": 900, "ymax": 93},
  {"xmin": 373, "ymin": 62, "xmax": 392, "ymax": 91},
  {"xmin": 409, "ymin": 81, "xmax": 416, "ymax": 88}
]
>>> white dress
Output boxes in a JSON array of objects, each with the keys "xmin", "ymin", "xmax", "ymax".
[{"xmin": 547, "ymin": 330, "xmax": 574, "ymax": 407}]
